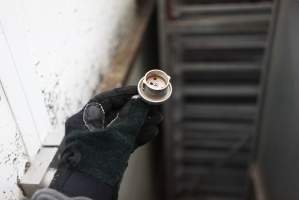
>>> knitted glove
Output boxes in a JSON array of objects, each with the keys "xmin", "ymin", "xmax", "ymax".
[{"xmin": 51, "ymin": 86, "xmax": 163, "ymax": 191}]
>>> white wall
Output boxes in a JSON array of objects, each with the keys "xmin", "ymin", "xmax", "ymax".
[
  {"xmin": 22, "ymin": 0, "xmax": 136, "ymax": 133},
  {"xmin": 0, "ymin": 0, "xmax": 137, "ymax": 199}
]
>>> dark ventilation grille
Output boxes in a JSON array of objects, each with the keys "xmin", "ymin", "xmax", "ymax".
[
  {"xmin": 172, "ymin": 34, "xmax": 261, "ymax": 200},
  {"xmin": 170, "ymin": 0, "xmax": 272, "ymax": 19},
  {"xmin": 159, "ymin": 1, "xmax": 272, "ymax": 200}
]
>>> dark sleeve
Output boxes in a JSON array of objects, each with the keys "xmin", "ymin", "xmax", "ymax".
[
  {"xmin": 31, "ymin": 188, "xmax": 92, "ymax": 200},
  {"xmin": 49, "ymin": 169, "xmax": 114, "ymax": 200}
]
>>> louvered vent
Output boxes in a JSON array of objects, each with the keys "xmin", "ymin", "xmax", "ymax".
[
  {"xmin": 170, "ymin": 0, "xmax": 272, "ymax": 19},
  {"xmin": 159, "ymin": 1, "xmax": 272, "ymax": 200}
]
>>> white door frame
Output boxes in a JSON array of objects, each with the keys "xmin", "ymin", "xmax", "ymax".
[{"xmin": 0, "ymin": 1, "xmax": 52, "ymax": 159}]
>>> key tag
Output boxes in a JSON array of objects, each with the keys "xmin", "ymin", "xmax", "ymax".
[{"xmin": 137, "ymin": 69, "xmax": 172, "ymax": 105}]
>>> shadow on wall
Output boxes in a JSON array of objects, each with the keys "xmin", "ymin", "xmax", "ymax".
[{"xmin": 118, "ymin": 13, "xmax": 160, "ymax": 200}]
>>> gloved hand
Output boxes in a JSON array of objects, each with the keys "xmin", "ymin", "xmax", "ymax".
[
  {"xmin": 50, "ymin": 86, "xmax": 163, "ymax": 196},
  {"xmin": 64, "ymin": 86, "xmax": 162, "ymax": 147}
]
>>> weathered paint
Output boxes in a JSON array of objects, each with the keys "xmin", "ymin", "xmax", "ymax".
[
  {"xmin": 0, "ymin": 86, "xmax": 28, "ymax": 200},
  {"xmin": 0, "ymin": 0, "xmax": 137, "ymax": 198},
  {"xmin": 23, "ymin": 0, "xmax": 136, "ymax": 133}
]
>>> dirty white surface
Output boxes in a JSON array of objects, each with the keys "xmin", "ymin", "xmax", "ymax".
[
  {"xmin": 0, "ymin": 86, "xmax": 28, "ymax": 200},
  {"xmin": 0, "ymin": 0, "xmax": 137, "ymax": 199},
  {"xmin": 23, "ymin": 0, "xmax": 136, "ymax": 134}
]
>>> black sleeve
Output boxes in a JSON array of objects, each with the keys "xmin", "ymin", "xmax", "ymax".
[{"xmin": 50, "ymin": 169, "xmax": 114, "ymax": 200}]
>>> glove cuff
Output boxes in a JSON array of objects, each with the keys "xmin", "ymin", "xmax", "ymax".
[{"xmin": 50, "ymin": 167, "xmax": 113, "ymax": 199}]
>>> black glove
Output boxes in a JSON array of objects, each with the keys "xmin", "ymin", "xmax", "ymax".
[
  {"xmin": 64, "ymin": 86, "xmax": 163, "ymax": 147},
  {"xmin": 50, "ymin": 86, "xmax": 163, "ymax": 197}
]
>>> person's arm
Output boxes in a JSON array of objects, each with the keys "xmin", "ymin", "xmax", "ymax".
[{"xmin": 31, "ymin": 86, "xmax": 162, "ymax": 200}]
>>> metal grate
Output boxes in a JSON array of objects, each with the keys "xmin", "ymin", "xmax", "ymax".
[
  {"xmin": 159, "ymin": 1, "xmax": 272, "ymax": 200},
  {"xmin": 170, "ymin": 0, "xmax": 272, "ymax": 19}
]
